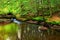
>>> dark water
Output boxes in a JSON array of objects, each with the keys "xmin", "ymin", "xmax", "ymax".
[
  {"xmin": 0, "ymin": 21, "xmax": 60, "ymax": 40},
  {"xmin": 20, "ymin": 22, "xmax": 60, "ymax": 40}
]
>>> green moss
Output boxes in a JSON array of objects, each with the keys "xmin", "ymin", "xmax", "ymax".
[
  {"xmin": 32, "ymin": 16, "xmax": 43, "ymax": 21},
  {"xmin": 47, "ymin": 21, "xmax": 60, "ymax": 25}
]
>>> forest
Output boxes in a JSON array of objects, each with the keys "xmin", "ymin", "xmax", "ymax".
[{"xmin": 0, "ymin": 0, "xmax": 60, "ymax": 25}]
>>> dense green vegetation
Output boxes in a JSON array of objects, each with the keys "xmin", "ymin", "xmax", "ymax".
[
  {"xmin": 0, "ymin": 0, "xmax": 60, "ymax": 24},
  {"xmin": 0, "ymin": 0, "xmax": 20, "ymax": 14},
  {"xmin": 0, "ymin": 0, "xmax": 60, "ymax": 15}
]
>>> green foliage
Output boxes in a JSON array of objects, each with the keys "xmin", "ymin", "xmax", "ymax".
[
  {"xmin": 20, "ymin": 0, "xmax": 37, "ymax": 16},
  {"xmin": 0, "ymin": 0, "xmax": 60, "ymax": 15},
  {"xmin": 32, "ymin": 16, "xmax": 43, "ymax": 21},
  {"xmin": 0, "ymin": 0, "xmax": 60, "ymax": 24},
  {"xmin": 0, "ymin": 0, "xmax": 20, "ymax": 14},
  {"xmin": 47, "ymin": 21, "xmax": 60, "ymax": 25},
  {"xmin": 44, "ymin": 10, "xmax": 50, "ymax": 16}
]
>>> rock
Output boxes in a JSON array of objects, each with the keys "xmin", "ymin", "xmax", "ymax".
[
  {"xmin": 26, "ymin": 20, "xmax": 38, "ymax": 24},
  {"xmin": 38, "ymin": 26, "xmax": 48, "ymax": 31}
]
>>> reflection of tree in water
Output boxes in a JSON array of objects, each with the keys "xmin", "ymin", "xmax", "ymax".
[
  {"xmin": 20, "ymin": 22, "xmax": 60, "ymax": 40},
  {"xmin": 21, "ymin": 22, "xmax": 47, "ymax": 40}
]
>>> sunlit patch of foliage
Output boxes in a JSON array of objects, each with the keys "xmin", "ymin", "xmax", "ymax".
[{"xmin": 32, "ymin": 16, "xmax": 44, "ymax": 21}]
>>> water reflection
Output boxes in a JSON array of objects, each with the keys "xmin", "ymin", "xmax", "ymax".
[
  {"xmin": 20, "ymin": 22, "xmax": 60, "ymax": 40},
  {"xmin": 0, "ymin": 18, "xmax": 60, "ymax": 40}
]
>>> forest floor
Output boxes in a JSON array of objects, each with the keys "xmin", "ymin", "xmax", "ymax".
[{"xmin": 48, "ymin": 14, "xmax": 60, "ymax": 22}]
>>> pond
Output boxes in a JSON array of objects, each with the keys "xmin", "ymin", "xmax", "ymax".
[
  {"xmin": 0, "ymin": 20, "xmax": 60, "ymax": 40},
  {"xmin": 20, "ymin": 22, "xmax": 60, "ymax": 40}
]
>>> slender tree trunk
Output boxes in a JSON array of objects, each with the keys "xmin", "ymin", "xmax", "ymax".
[{"xmin": 47, "ymin": 0, "xmax": 52, "ymax": 17}]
